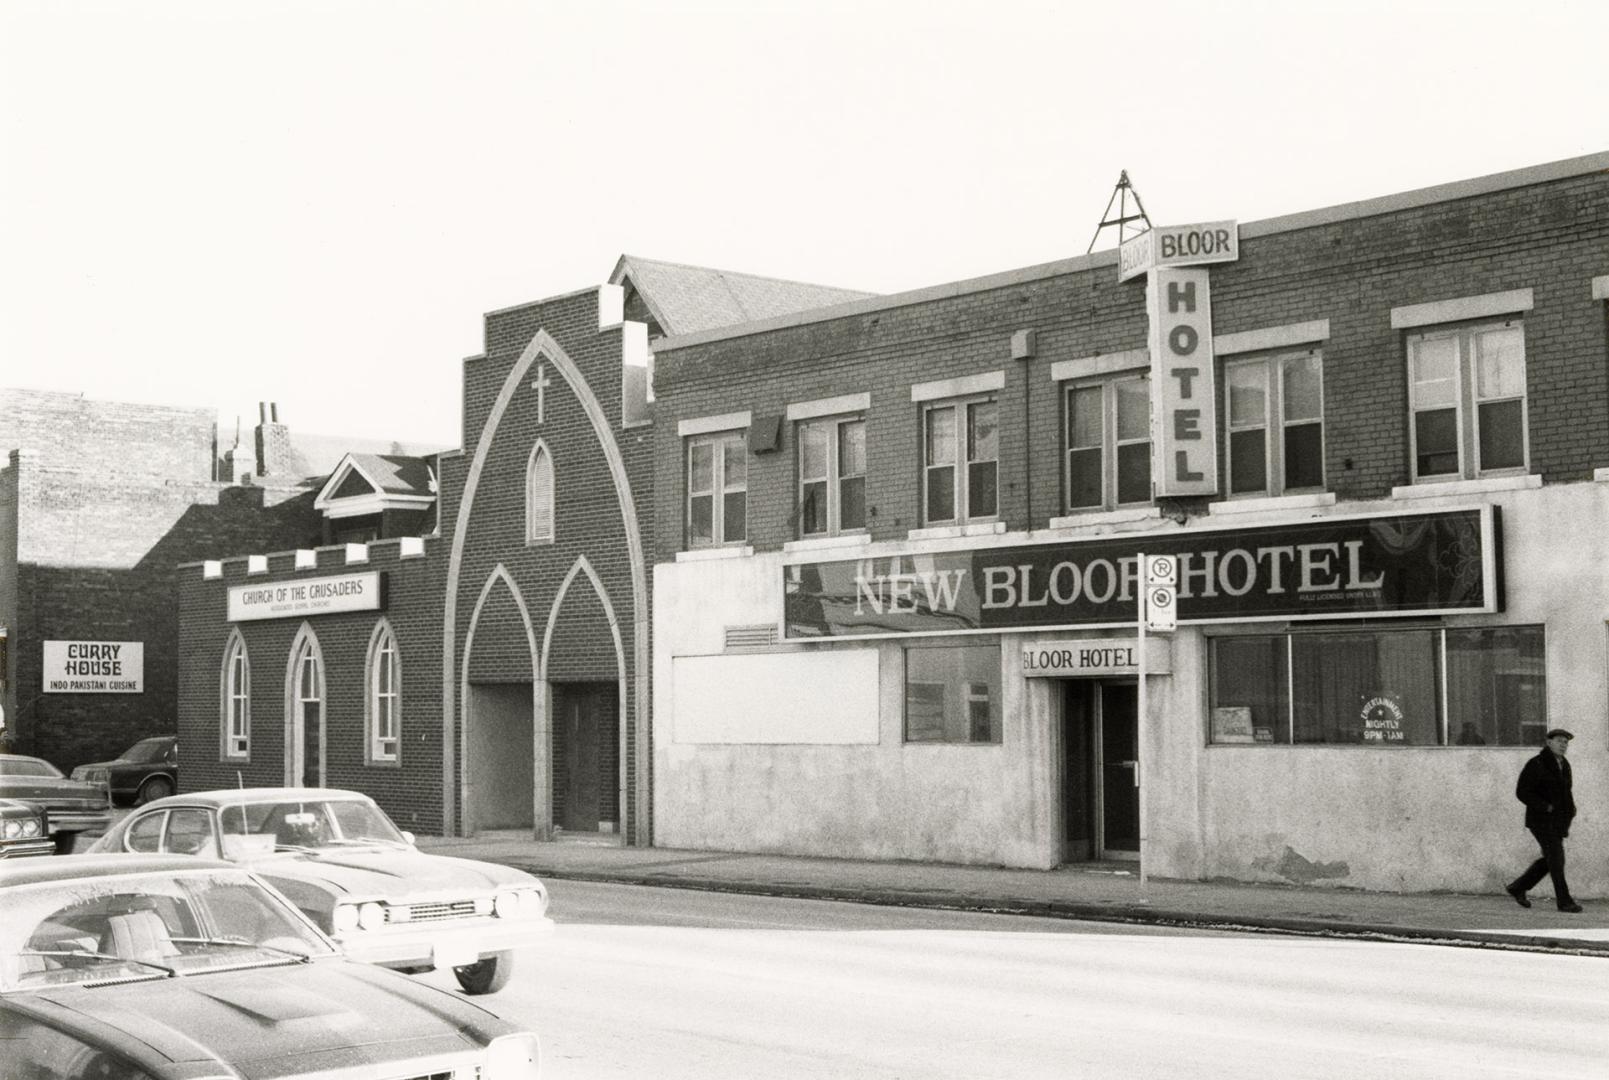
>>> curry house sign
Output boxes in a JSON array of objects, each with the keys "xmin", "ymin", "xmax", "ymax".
[{"xmin": 783, "ymin": 507, "xmax": 1498, "ymax": 640}]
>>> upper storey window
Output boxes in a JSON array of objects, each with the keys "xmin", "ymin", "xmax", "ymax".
[
  {"xmin": 1408, "ymin": 319, "xmax": 1528, "ymax": 481},
  {"xmin": 526, "ymin": 442, "xmax": 555, "ymax": 544},
  {"xmin": 1065, "ymin": 376, "xmax": 1150, "ymax": 511},
  {"xmin": 688, "ymin": 430, "xmax": 747, "ymax": 547},
  {"xmin": 798, "ymin": 415, "xmax": 867, "ymax": 537},
  {"xmin": 1224, "ymin": 350, "xmax": 1325, "ymax": 496},
  {"xmin": 923, "ymin": 396, "xmax": 997, "ymax": 525}
]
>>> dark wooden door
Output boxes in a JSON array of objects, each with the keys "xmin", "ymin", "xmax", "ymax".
[
  {"xmin": 555, "ymin": 683, "xmax": 613, "ymax": 832},
  {"xmin": 1100, "ymin": 684, "xmax": 1139, "ymax": 855}
]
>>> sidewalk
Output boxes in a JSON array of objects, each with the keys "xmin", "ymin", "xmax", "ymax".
[{"xmin": 420, "ymin": 832, "xmax": 1609, "ymax": 957}]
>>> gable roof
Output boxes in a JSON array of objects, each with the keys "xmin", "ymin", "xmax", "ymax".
[
  {"xmin": 609, "ymin": 255, "xmax": 876, "ymax": 338},
  {"xmin": 313, "ymin": 452, "xmax": 436, "ymax": 515}
]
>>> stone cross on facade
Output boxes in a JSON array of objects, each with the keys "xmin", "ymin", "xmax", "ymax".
[{"xmin": 531, "ymin": 363, "xmax": 552, "ymax": 424}]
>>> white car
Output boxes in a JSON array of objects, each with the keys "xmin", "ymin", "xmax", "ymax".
[{"xmin": 87, "ymin": 788, "xmax": 553, "ymax": 993}]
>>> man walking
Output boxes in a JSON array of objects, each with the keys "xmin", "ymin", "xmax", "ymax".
[{"xmin": 1506, "ymin": 728, "xmax": 1582, "ymax": 913}]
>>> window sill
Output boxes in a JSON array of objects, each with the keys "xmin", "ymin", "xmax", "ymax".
[
  {"xmin": 1208, "ymin": 492, "xmax": 1337, "ymax": 516},
  {"xmin": 783, "ymin": 533, "xmax": 872, "ymax": 554},
  {"xmin": 907, "ymin": 521, "xmax": 1006, "ymax": 541},
  {"xmin": 1391, "ymin": 474, "xmax": 1541, "ymax": 499},
  {"xmin": 676, "ymin": 545, "xmax": 755, "ymax": 562},
  {"xmin": 1047, "ymin": 507, "xmax": 1162, "ymax": 530}
]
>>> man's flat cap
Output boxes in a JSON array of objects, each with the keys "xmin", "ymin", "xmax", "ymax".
[{"xmin": 1545, "ymin": 728, "xmax": 1574, "ymax": 740}]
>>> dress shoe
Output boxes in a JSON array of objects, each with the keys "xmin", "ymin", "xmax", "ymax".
[
  {"xmin": 1505, "ymin": 884, "xmax": 1532, "ymax": 908},
  {"xmin": 1557, "ymin": 902, "xmax": 1583, "ymax": 913}
]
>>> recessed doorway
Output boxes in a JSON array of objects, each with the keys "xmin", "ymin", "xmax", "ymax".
[{"xmin": 1061, "ymin": 680, "xmax": 1139, "ymax": 863}]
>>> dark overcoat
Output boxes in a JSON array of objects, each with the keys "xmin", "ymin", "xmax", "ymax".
[{"xmin": 1516, "ymin": 748, "xmax": 1575, "ymax": 835}]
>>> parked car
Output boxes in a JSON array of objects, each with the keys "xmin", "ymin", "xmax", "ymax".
[
  {"xmin": 70, "ymin": 734, "xmax": 178, "ymax": 804},
  {"xmin": 0, "ymin": 799, "xmax": 54, "ymax": 859},
  {"xmin": 0, "ymin": 854, "xmax": 541, "ymax": 1079},
  {"xmin": 0, "ymin": 755, "xmax": 113, "ymax": 854},
  {"xmin": 87, "ymin": 787, "xmax": 554, "ymax": 993}
]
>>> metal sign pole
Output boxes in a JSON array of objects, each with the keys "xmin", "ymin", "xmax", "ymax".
[{"xmin": 1137, "ymin": 552, "xmax": 1148, "ymax": 891}]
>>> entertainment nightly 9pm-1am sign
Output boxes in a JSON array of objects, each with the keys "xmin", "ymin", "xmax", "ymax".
[
  {"xmin": 783, "ymin": 507, "xmax": 1499, "ymax": 640},
  {"xmin": 227, "ymin": 571, "xmax": 384, "ymax": 622}
]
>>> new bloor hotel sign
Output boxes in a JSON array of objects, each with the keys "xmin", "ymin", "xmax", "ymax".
[
  {"xmin": 783, "ymin": 507, "xmax": 1499, "ymax": 639},
  {"xmin": 228, "ymin": 571, "xmax": 383, "ymax": 622}
]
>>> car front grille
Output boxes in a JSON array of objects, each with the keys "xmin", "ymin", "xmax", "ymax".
[{"xmin": 389, "ymin": 900, "xmax": 481, "ymax": 924}]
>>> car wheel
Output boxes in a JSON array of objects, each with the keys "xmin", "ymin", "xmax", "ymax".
[
  {"xmin": 52, "ymin": 832, "xmax": 76, "ymax": 855},
  {"xmin": 138, "ymin": 776, "xmax": 174, "ymax": 803},
  {"xmin": 453, "ymin": 951, "xmax": 513, "ymax": 995}
]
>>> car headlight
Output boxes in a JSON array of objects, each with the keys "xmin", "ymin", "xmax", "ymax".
[
  {"xmin": 2, "ymin": 820, "xmax": 20, "ymax": 839},
  {"xmin": 357, "ymin": 901, "xmax": 386, "ymax": 931},
  {"xmin": 21, "ymin": 818, "xmax": 41, "ymax": 837},
  {"xmin": 332, "ymin": 904, "xmax": 360, "ymax": 934},
  {"xmin": 484, "ymin": 1033, "xmax": 540, "ymax": 1079},
  {"xmin": 494, "ymin": 888, "xmax": 547, "ymax": 920}
]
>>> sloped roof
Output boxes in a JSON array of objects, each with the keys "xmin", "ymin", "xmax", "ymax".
[
  {"xmin": 278, "ymin": 432, "xmax": 445, "ymax": 486},
  {"xmin": 314, "ymin": 452, "xmax": 435, "ymax": 505},
  {"xmin": 346, "ymin": 453, "xmax": 434, "ymax": 496},
  {"xmin": 609, "ymin": 255, "xmax": 876, "ymax": 338}
]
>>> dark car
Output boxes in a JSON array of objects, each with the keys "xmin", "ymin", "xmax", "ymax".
[
  {"xmin": 70, "ymin": 735, "xmax": 178, "ymax": 804},
  {"xmin": 0, "ymin": 755, "xmax": 113, "ymax": 854},
  {"xmin": 0, "ymin": 799, "xmax": 55, "ymax": 859},
  {"xmin": 0, "ymin": 854, "xmax": 542, "ymax": 1079}
]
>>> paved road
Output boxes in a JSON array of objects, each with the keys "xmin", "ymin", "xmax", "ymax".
[{"xmin": 416, "ymin": 880, "xmax": 1609, "ymax": 1080}]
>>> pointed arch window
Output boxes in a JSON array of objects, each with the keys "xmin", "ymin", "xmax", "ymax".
[
  {"xmin": 366, "ymin": 620, "xmax": 401, "ymax": 765},
  {"xmin": 220, "ymin": 631, "xmax": 250, "ymax": 760},
  {"xmin": 527, "ymin": 441, "xmax": 555, "ymax": 544}
]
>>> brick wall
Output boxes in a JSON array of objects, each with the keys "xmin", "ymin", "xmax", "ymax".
[
  {"xmin": 178, "ymin": 539, "xmax": 446, "ymax": 833},
  {"xmin": 1, "ymin": 389, "xmax": 217, "ymax": 482},
  {"xmin": 13, "ymin": 463, "xmax": 320, "ymax": 769},
  {"xmin": 651, "ymin": 169, "xmax": 1609, "ymax": 558}
]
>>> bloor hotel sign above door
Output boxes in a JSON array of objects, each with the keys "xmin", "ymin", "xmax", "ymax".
[
  {"xmin": 227, "ymin": 571, "xmax": 384, "ymax": 622},
  {"xmin": 783, "ymin": 507, "xmax": 1499, "ymax": 640}
]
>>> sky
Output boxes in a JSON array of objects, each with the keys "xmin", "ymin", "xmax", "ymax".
[{"xmin": 3, "ymin": 0, "xmax": 1605, "ymax": 450}]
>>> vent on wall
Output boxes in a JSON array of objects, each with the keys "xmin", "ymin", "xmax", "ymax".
[{"xmin": 724, "ymin": 624, "xmax": 779, "ymax": 650}]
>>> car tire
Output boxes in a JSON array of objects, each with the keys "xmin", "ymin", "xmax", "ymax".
[
  {"xmin": 138, "ymin": 776, "xmax": 174, "ymax": 804},
  {"xmin": 52, "ymin": 832, "xmax": 76, "ymax": 855},
  {"xmin": 453, "ymin": 951, "xmax": 513, "ymax": 995}
]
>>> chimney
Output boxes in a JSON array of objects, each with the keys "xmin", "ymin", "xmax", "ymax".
[{"xmin": 254, "ymin": 401, "xmax": 293, "ymax": 478}]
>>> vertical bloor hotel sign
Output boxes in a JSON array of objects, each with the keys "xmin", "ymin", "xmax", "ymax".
[
  {"xmin": 1121, "ymin": 221, "xmax": 1240, "ymax": 497},
  {"xmin": 1148, "ymin": 267, "xmax": 1219, "ymax": 495}
]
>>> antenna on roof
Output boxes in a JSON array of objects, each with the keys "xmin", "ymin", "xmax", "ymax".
[{"xmin": 1086, "ymin": 170, "xmax": 1153, "ymax": 255}]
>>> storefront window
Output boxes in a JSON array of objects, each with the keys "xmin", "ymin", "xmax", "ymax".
[
  {"xmin": 1209, "ymin": 626, "xmax": 1545, "ymax": 747},
  {"xmin": 904, "ymin": 645, "xmax": 1001, "ymax": 743}
]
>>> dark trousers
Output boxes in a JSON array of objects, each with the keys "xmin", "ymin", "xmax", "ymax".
[{"xmin": 1511, "ymin": 827, "xmax": 1573, "ymax": 908}]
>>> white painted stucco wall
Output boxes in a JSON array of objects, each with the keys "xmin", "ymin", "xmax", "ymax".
[
  {"xmin": 653, "ymin": 551, "xmax": 1059, "ymax": 866},
  {"xmin": 653, "ymin": 479, "xmax": 1608, "ymax": 894},
  {"xmin": 1176, "ymin": 480, "xmax": 1608, "ymax": 896}
]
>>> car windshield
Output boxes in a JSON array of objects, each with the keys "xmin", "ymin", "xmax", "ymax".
[
  {"xmin": 1, "ymin": 868, "xmax": 337, "ymax": 992},
  {"xmin": 219, "ymin": 798, "xmax": 408, "ymax": 852},
  {"xmin": 0, "ymin": 757, "xmax": 64, "ymax": 779},
  {"xmin": 122, "ymin": 739, "xmax": 171, "ymax": 764}
]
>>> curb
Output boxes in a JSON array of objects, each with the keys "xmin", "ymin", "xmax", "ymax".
[{"xmin": 513, "ymin": 863, "xmax": 1609, "ymax": 959}]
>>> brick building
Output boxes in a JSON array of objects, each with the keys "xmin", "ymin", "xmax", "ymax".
[
  {"xmin": 175, "ymin": 259, "xmax": 872, "ymax": 839},
  {"xmin": 648, "ymin": 154, "xmax": 1609, "ymax": 896},
  {"xmin": 0, "ymin": 391, "xmax": 359, "ymax": 768}
]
